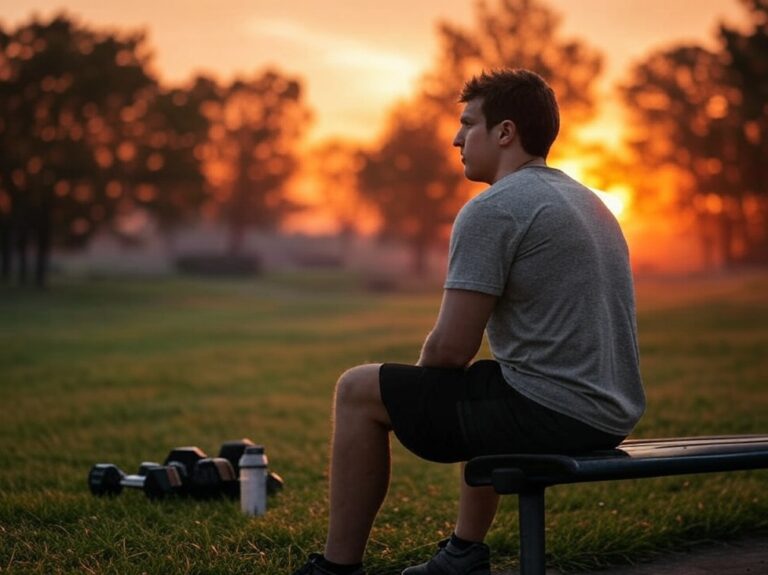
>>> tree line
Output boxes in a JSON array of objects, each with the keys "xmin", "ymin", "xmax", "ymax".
[
  {"xmin": 0, "ymin": 14, "xmax": 309, "ymax": 286},
  {"xmin": 621, "ymin": 0, "xmax": 768, "ymax": 268},
  {"xmin": 1, "ymin": 0, "xmax": 766, "ymax": 287}
]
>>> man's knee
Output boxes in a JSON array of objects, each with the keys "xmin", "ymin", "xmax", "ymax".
[
  {"xmin": 335, "ymin": 364, "xmax": 381, "ymax": 406},
  {"xmin": 334, "ymin": 364, "xmax": 390, "ymax": 425}
]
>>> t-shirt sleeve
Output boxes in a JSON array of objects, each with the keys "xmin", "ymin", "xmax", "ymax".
[{"xmin": 444, "ymin": 199, "xmax": 518, "ymax": 296}]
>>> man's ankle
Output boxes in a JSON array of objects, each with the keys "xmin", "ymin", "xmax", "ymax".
[
  {"xmin": 317, "ymin": 555, "xmax": 363, "ymax": 575},
  {"xmin": 450, "ymin": 532, "xmax": 481, "ymax": 550}
]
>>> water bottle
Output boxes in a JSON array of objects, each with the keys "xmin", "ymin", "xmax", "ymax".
[{"xmin": 239, "ymin": 445, "xmax": 268, "ymax": 516}]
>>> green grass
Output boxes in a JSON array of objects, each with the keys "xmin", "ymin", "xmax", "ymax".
[{"xmin": 1, "ymin": 270, "xmax": 767, "ymax": 574}]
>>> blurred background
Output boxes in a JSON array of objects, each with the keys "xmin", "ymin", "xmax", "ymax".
[{"xmin": 1, "ymin": 0, "xmax": 766, "ymax": 288}]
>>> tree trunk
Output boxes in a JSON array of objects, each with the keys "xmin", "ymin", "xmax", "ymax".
[
  {"xmin": 0, "ymin": 214, "xmax": 10, "ymax": 282},
  {"xmin": 737, "ymin": 196, "xmax": 768, "ymax": 265},
  {"xmin": 227, "ymin": 222, "xmax": 245, "ymax": 257},
  {"xmin": 15, "ymin": 205, "xmax": 29, "ymax": 285},
  {"xmin": 34, "ymin": 195, "xmax": 52, "ymax": 288},
  {"xmin": 718, "ymin": 211, "xmax": 735, "ymax": 269},
  {"xmin": 410, "ymin": 238, "xmax": 428, "ymax": 277},
  {"xmin": 695, "ymin": 212, "xmax": 713, "ymax": 270}
]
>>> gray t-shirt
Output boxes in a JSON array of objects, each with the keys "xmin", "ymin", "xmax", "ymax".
[{"xmin": 445, "ymin": 166, "xmax": 645, "ymax": 436}]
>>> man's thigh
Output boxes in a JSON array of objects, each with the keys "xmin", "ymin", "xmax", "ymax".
[
  {"xmin": 379, "ymin": 360, "xmax": 624, "ymax": 463},
  {"xmin": 378, "ymin": 360, "xmax": 503, "ymax": 463}
]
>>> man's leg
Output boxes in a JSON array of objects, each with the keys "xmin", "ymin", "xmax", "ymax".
[
  {"xmin": 324, "ymin": 364, "xmax": 392, "ymax": 565},
  {"xmin": 401, "ymin": 469, "xmax": 497, "ymax": 575},
  {"xmin": 455, "ymin": 464, "xmax": 499, "ymax": 542}
]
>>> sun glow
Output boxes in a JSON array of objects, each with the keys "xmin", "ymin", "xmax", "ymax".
[
  {"xmin": 592, "ymin": 186, "xmax": 630, "ymax": 221},
  {"xmin": 554, "ymin": 160, "xmax": 631, "ymax": 221},
  {"xmin": 246, "ymin": 17, "xmax": 424, "ymax": 142}
]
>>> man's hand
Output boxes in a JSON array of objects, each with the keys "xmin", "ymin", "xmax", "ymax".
[{"xmin": 417, "ymin": 288, "xmax": 497, "ymax": 368}]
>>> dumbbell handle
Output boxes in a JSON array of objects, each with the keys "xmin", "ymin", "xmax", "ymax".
[
  {"xmin": 121, "ymin": 462, "xmax": 187, "ymax": 490},
  {"xmin": 89, "ymin": 463, "xmax": 183, "ymax": 498},
  {"xmin": 121, "ymin": 474, "xmax": 150, "ymax": 489}
]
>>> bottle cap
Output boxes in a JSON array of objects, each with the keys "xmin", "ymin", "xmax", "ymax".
[{"xmin": 244, "ymin": 445, "xmax": 265, "ymax": 455}]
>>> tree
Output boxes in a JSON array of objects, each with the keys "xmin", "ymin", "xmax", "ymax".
[
  {"xmin": 109, "ymin": 75, "xmax": 219, "ymax": 241},
  {"xmin": 719, "ymin": 0, "xmax": 768, "ymax": 263},
  {"xmin": 621, "ymin": 46, "xmax": 732, "ymax": 266},
  {"xmin": 358, "ymin": 98, "xmax": 465, "ymax": 275},
  {"xmin": 201, "ymin": 71, "xmax": 311, "ymax": 256},
  {"xmin": 309, "ymin": 139, "xmax": 371, "ymax": 240},
  {"xmin": 0, "ymin": 14, "xmax": 227, "ymax": 286},
  {"xmin": 354, "ymin": 0, "xmax": 605, "ymax": 275},
  {"xmin": 422, "ymin": 0, "xmax": 604, "ymax": 156},
  {"xmin": 0, "ymin": 13, "xmax": 157, "ymax": 286},
  {"xmin": 620, "ymin": 0, "xmax": 768, "ymax": 268}
]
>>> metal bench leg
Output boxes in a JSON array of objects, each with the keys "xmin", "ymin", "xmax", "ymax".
[{"xmin": 518, "ymin": 485, "xmax": 546, "ymax": 575}]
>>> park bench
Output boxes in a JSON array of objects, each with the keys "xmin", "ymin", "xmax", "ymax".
[{"xmin": 465, "ymin": 435, "xmax": 768, "ymax": 575}]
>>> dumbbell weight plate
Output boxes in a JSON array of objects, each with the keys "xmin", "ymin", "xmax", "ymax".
[
  {"xmin": 137, "ymin": 462, "xmax": 161, "ymax": 476},
  {"xmin": 163, "ymin": 446, "xmax": 207, "ymax": 472},
  {"xmin": 217, "ymin": 439, "xmax": 255, "ymax": 475},
  {"xmin": 88, "ymin": 464, "xmax": 125, "ymax": 496},
  {"xmin": 191, "ymin": 457, "xmax": 238, "ymax": 499},
  {"xmin": 163, "ymin": 446, "xmax": 207, "ymax": 494},
  {"xmin": 143, "ymin": 465, "xmax": 183, "ymax": 499},
  {"xmin": 218, "ymin": 440, "xmax": 285, "ymax": 495},
  {"xmin": 267, "ymin": 471, "xmax": 284, "ymax": 495}
]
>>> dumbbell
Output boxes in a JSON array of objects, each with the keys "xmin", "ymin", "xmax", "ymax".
[
  {"xmin": 217, "ymin": 438, "xmax": 284, "ymax": 495},
  {"xmin": 88, "ymin": 446, "xmax": 207, "ymax": 499},
  {"xmin": 218, "ymin": 438, "xmax": 256, "ymax": 474},
  {"xmin": 189, "ymin": 457, "xmax": 239, "ymax": 499},
  {"xmin": 89, "ymin": 443, "xmax": 250, "ymax": 500},
  {"xmin": 89, "ymin": 440, "xmax": 284, "ymax": 500},
  {"xmin": 89, "ymin": 462, "xmax": 181, "ymax": 499}
]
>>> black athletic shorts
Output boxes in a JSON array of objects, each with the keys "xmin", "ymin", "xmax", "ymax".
[{"xmin": 379, "ymin": 359, "xmax": 625, "ymax": 463}]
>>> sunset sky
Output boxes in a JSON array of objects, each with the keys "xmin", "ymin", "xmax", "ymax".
[{"xmin": 2, "ymin": 0, "xmax": 748, "ymax": 144}]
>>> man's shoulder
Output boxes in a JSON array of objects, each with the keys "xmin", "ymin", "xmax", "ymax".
[
  {"xmin": 456, "ymin": 186, "xmax": 512, "ymax": 225},
  {"xmin": 456, "ymin": 168, "xmax": 593, "ymax": 231},
  {"xmin": 463, "ymin": 168, "xmax": 561, "ymax": 213}
]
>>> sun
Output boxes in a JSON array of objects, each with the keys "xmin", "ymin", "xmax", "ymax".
[
  {"xmin": 591, "ymin": 186, "xmax": 630, "ymax": 221},
  {"xmin": 553, "ymin": 160, "xmax": 631, "ymax": 221}
]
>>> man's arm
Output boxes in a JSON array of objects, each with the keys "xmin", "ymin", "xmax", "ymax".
[{"xmin": 417, "ymin": 288, "xmax": 498, "ymax": 368}]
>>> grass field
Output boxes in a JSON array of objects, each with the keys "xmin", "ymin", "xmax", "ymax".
[{"xmin": 1, "ymin": 270, "xmax": 767, "ymax": 574}]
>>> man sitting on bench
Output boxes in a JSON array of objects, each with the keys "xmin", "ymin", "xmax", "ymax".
[{"xmin": 290, "ymin": 69, "xmax": 646, "ymax": 575}]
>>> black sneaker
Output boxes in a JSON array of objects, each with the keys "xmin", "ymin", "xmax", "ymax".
[
  {"xmin": 292, "ymin": 553, "xmax": 366, "ymax": 575},
  {"xmin": 401, "ymin": 539, "xmax": 491, "ymax": 575}
]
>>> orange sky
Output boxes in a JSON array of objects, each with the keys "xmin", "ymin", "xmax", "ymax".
[{"xmin": 2, "ymin": 0, "xmax": 748, "ymax": 144}]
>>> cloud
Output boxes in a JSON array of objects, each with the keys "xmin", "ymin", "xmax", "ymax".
[
  {"xmin": 247, "ymin": 18, "xmax": 422, "ymax": 77},
  {"xmin": 245, "ymin": 17, "xmax": 430, "ymax": 142}
]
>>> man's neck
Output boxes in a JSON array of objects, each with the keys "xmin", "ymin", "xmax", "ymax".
[{"xmin": 492, "ymin": 156, "xmax": 546, "ymax": 184}]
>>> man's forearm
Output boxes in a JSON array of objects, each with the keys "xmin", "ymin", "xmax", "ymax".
[
  {"xmin": 417, "ymin": 330, "xmax": 474, "ymax": 369},
  {"xmin": 416, "ymin": 288, "xmax": 494, "ymax": 369}
]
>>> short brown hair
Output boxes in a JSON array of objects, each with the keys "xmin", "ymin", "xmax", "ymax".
[{"xmin": 459, "ymin": 69, "xmax": 560, "ymax": 158}]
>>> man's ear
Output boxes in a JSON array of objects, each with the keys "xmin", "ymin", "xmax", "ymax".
[{"xmin": 498, "ymin": 120, "xmax": 516, "ymax": 146}]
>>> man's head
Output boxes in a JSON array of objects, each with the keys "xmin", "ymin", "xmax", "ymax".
[{"xmin": 459, "ymin": 69, "xmax": 560, "ymax": 159}]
